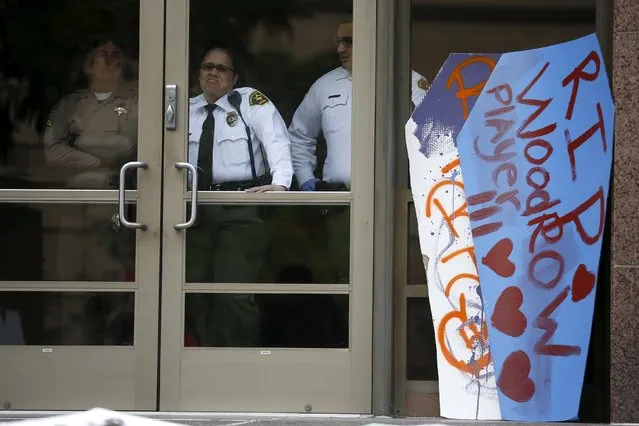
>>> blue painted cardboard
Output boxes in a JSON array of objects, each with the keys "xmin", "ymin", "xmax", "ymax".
[{"xmin": 456, "ymin": 33, "xmax": 614, "ymax": 421}]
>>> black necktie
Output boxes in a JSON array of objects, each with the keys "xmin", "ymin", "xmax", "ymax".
[{"xmin": 197, "ymin": 104, "xmax": 217, "ymax": 190}]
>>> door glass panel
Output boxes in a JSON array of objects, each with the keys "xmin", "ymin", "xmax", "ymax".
[
  {"xmin": 0, "ymin": 203, "xmax": 136, "ymax": 281},
  {"xmin": 185, "ymin": 204, "xmax": 350, "ymax": 284},
  {"xmin": 187, "ymin": 0, "xmax": 353, "ymax": 192},
  {"xmin": 407, "ymin": 297, "xmax": 437, "ymax": 381},
  {"xmin": 0, "ymin": 1, "xmax": 140, "ymax": 190},
  {"xmin": 0, "ymin": 291, "xmax": 134, "ymax": 346},
  {"xmin": 184, "ymin": 293, "xmax": 348, "ymax": 348}
]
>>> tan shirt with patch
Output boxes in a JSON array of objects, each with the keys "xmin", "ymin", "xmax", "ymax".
[{"xmin": 43, "ymin": 82, "xmax": 138, "ymax": 186}]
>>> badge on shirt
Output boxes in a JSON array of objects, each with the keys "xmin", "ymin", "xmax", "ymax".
[
  {"xmin": 249, "ymin": 90, "xmax": 269, "ymax": 106},
  {"xmin": 226, "ymin": 111, "xmax": 239, "ymax": 127},
  {"xmin": 114, "ymin": 104, "xmax": 128, "ymax": 117},
  {"xmin": 417, "ymin": 77, "xmax": 430, "ymax": 91}
]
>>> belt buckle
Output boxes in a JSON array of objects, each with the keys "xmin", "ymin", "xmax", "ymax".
[{"xmin": 210, "ymin": 183, "xmax": 223, "ymax": 191}]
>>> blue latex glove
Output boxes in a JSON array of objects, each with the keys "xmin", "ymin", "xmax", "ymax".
[{"xmin": 300, "ymin": 178, "xmax": 319, "ymax": 191}]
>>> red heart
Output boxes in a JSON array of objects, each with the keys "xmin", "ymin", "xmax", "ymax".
[
  {"xmin": 491, "ymin": 286, "xmax": 527, "ymax": 337},
  {"xmin": 482, "ymin": 237, "xmax": 515, "ymax": 278},
  {"xmin": 497, "ymin": 350, "xmax": 536, "ymax": 403},
  {"xmin": 572, "ymin": 264, "xmax": 595, "ymax": 302}
]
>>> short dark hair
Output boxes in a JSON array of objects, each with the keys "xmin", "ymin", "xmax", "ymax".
[
  {"xmin": 195, "ymin": 42, "xmax": 238, "ymax": 74},
  {"xmin": 189, "ymin": 42, "xmax": 240, "ymax": 95}
]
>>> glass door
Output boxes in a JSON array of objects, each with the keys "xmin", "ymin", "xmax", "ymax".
[
  {"xmin": 1, "ymin": 0, "xmax": 376, "ymax": 413},
  {"xmin": 0, "ymin": 0, "xmax": 164, "ymax": 410},
  {"xmin": 158, "ymin": 0, "xmax": 376, "ymax": 413}
]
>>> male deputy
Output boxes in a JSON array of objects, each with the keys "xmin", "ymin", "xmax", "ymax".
[
  {"xmin": 41, "ymin": 39, "xmax": 137, "ymax": 344},
  {"xmin": 288, "ymin": 21, "xmax": 429, "ymax": 192},
  {"xmin": 288, "ymin": 21, "xmax": 429, "ymax": 283},
  {"xmin": 44, "ymin": 39, "xmax": 138, "ymax": 189},
  {"xmin": 43, "ymin": 39, "xmax": 137, "ymax": 283},
  {"xmin": 185, "ymin": 44, "xmax": 293, "ymax": 347}
]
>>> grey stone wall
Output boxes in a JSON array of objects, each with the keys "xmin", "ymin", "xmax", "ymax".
[{"xmin": 611, "ymin": 0, "xmax": 639, "ymax": 422}]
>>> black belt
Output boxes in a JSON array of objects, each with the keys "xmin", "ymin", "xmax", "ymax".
[{"xmin": 209, "ymin": 174, "xmax": 272, "ymax": 191}]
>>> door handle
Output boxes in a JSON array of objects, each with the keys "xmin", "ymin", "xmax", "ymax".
[
  {"xmin": 118, "ymin": 161, "xmax": 148, "ymax": 230},
  {"xmin": 174, "ymin": 162, "xmax": 198, "ymax": 230},
  {"xmin": 165, "ymin": 84, "xmax": 177, "ymax": 130}
]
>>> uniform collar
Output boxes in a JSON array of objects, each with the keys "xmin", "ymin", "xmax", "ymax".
[
  {"xmin": 190, "ymin": 93, "xmax": 233, "ymax": 113},
  {"xmin": 335, "ymin": 67, "xmax": 351, "ymax": 81},
  {"xmin": 73, "ymin": 82, "xmax": 136, "ymax": 101}
]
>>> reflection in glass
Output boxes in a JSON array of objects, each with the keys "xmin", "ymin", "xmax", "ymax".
[
  {"xmin": 0, "ymin": 291, "xmax": 134, "ymax": 346},
  {"xmin": 0, "ymin": 2, "xmax": 139, "ymax": 189},
  {"xmin": 407, "ymin": 297, "xmax": 438, "ymax": 381},
  {"xmin": 189, "ymin": 0, "xmax": 353, "ymax": 191},
  {"xmin": 184, "ymin": 293, "xmax": 348, "ymax": 348},
  {"xmin": 408, "ymin": 202, "xmax": 427, "ymax": 285},
  {"xmin": 0, "ymin": 203, "xmax": 135, "ymax": 282},
  {"xmin": 185, "ymin": 204, "xmax": 350, "ymax": 284}
]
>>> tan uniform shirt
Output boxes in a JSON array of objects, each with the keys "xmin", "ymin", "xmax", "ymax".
[{"xmin": 43, "ymin": 83, "xmax": 138, "ymax": 187}]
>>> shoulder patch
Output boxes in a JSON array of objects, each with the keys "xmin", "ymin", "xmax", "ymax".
[
  {"xmin": 46, "ymin": 118, "xmax": 53, "ymax": 127},
  {"xmin": 417, "ymin": 77, "xmax": 430, "ymax": 91},
  {"xmin": 248, "ymin": 90, "xmax": 269, "ymax": 106}
]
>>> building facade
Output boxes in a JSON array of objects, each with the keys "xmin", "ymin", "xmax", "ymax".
[{"xmin": 0, "ymin": 0, "xmax": 637, "ymax": 423}]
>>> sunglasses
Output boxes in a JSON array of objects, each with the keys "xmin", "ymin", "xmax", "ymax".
[
  {"xmin": 335, "ymin": 37, "xmax": 353, "ymax": 47},
  {"xmin": 200, "ymin": 62, "xmax": 234, "ymax": 73}
]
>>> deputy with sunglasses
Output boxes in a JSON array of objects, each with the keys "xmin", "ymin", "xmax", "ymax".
[
  {"xmin": 185, "ymin": 44, "xmax": 293, "ymax": 348},
  {"xmin": 189, "ymin": 46, "xmax": 292, "ymax": 193},
  {"xmin": 287, "ymin": 21, "xmax": 429, "ymax": 285}
]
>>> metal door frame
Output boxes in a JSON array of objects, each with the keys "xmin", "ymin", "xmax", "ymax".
[
  {"xmin": 0, "ymin": 0, "xmax": 165, "ymax": 410},
  {"xmin": 159, "ymin": 0, "xmax": 376, "ymax": 413}
]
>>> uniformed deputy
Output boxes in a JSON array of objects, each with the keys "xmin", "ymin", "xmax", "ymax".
[
  {"xmin": 185, "ymin": 44, "xmax": 293, "ymax": 348},
  {"xmin": 287, "ymin": 21, "xmax": 429, "ymax": 285},
  {"xmin": 289, "ymin": 21, "xmax": 429, "ymax": 191},
  {"xmin": 40, "ymin": 39, "xmax": 137, "ymax": 343},
  {"xmin": 44, "ymin": 40, "xmax": 138, "ymax": 189}
]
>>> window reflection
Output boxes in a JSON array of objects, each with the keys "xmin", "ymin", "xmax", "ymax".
[
  {"xmin": 184, "ymin": 293, "xmax": 348, "ymax": 348},
  {"xmin": 185, "ymin": 204, "xmax": 350, "ymax": 284},
  {"xmin": 42, "ymin": 39, "xmax": 138, "ymax": 190},
  {"xmin": 0, "ymin": 2, "xmax": 140, "ymax": 189},
  {"xmin": 0, "ymin": 291, "xmax": 134, "ymax": 346},
  {"xmin": 0, "ymin": 203, "xmax": 136, "ymax": 282}
]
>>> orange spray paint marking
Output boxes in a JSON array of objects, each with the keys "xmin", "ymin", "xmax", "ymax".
[
  {"xmin": 445, "ymin": 273, "xmax": 480, "ymax": 297},
  {"xmin": 437, "ymin": 293, "xmax": 491, "ymax": 376},
  {"xmin": 426, "ymin": 180, "xmax": 468, "ymax": 238},
  {"xmin": 442, "ymin": 246, "xmax": 477, "ymax": 269},
  {"xmin": 428, "ymin": 161, "xmax": 490, "ymax": 377},
  {"xmin": 447, "ymin": 56, "xmax": 497, "ymax": 119},
  {"xmin": 442, "ymin": 158, "xmax": 460, "ymax": 174}
]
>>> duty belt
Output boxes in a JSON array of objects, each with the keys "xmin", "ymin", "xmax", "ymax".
[{"xmin": 209, "ymin": 174, "xmax": 272, "ymax": 191}]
